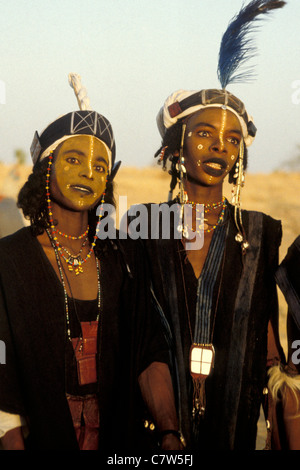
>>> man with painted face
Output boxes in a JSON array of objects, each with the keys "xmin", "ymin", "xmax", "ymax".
[
  {"xmin": 134, "ymin": 87, "xmax": 285, "ymax": 451},
  {"xmin": 128, "ymin": 0, "xmax": 296, "ymax": 450},
  {"xmin": 0, "ymin": 76, "xmax": 181, "ymax": 451}
]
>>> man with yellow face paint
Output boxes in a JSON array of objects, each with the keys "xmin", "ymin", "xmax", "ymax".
[
  {"xmin": 53, "ymin": 136, "xmax": 110, "ymax": 211},
  {"xmin": 0, "ymin": 77, "xmax": 181, "ymax": 451}
]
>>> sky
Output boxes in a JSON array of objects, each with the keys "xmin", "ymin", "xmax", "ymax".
[{"xmin": 0, "ymin": 0, "xmax": 299, "ymax": 173}]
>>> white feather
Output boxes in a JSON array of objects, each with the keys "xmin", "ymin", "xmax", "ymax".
[{"xmin": 68, "ymin": 73, "xmax": 91, "ymax": 111}]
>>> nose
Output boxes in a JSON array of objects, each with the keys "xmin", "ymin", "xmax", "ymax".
[
  {"xmin": 210, "ymin": 137, "xmax": 227, "ymax": 154},
  {"xmin": 79, "ymin": 162, "xmax": 94, "ymax": 179}
]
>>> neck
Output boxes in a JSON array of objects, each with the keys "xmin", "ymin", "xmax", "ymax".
[
  {"xmin": 50, "ymin": 201, "xmax": 89, "ymax": 237},
  {"xmin": 184, "ymin": 180, "xmax": 224, "ymax": 205}
]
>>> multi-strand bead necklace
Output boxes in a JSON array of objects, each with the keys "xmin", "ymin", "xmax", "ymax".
[
  {"xmin": 47, "ymin": 227, "xmax": 101, "ymax": 342},
  {"xmin": 186, "ymin": 196, "xmax": 226, "ymax": 233},
  {"xmin": 177, "ymin": 194, "xmax": 227, "ymax": 236}
]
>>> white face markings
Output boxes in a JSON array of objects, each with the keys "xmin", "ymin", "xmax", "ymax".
[
  {"xmin": 218, "ymin": 108, "xmax": 227, "ymax": 151},
  {"xmin": 86, "ymin": 135, "xmax": 94, "ymax": 179},
  {"xmin": 183, "ymin": 107, "xmax": 242, "ymax": 188},
  {"xmin": 53, "ymin": 135, "xmax": 109, "ymax": 210}
]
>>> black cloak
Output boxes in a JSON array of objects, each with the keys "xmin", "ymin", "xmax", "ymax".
[
  {"xmin": 0, "ymin": 227, "xmax": 169, "ymax": 450},
  {"xmin": 128, "ymin": 201, "xmax": 285, "ymax": 450}
]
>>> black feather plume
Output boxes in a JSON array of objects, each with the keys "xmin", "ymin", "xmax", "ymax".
[{"xmin": 217, "ymin": 0, "xmax": 286, "ymax": 89}]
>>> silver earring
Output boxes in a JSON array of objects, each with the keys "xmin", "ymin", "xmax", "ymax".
[
  {"xmin": 231, "ymin": 140, "xmax": 249, "ymax": 253},
  {"xmin": 197, "ymin": 144, "xmax": 203, "ymax": 150},
  {"xmin": 233, "ymin": 162, "xmax": 239, "ymax": 179}
]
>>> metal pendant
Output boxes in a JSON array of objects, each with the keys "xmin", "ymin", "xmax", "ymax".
[
  {"xmin": 66, "ymin": 256, "xmax": 84, "ymax": 275},
  {"xmin": 190, "ymin": 344, "xmax": 215, "ymax": 419},
  {"xmin": 66, "ymin": 255, "xmax": 83, "ymax": 266}
]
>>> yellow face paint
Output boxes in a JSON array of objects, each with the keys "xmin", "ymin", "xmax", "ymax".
[{"xmin": 52, "ymin": 135, "xmax": 109, "ymax": 211}]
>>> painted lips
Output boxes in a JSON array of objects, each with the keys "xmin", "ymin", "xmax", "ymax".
[{"xmin": 202, "ymin": 158, "xmax": 227, "ymax": 177}]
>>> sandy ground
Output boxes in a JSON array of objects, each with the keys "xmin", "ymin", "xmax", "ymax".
[{"xmin": 1, "ymin": 162, "xmax": 300, "ymax": 449}]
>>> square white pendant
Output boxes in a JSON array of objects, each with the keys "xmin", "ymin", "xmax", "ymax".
[{"xmin": 189, "ymin": 344, "xmax": 215, "ymax": 379}]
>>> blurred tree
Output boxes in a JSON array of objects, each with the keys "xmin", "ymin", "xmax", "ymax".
[{"xmin": 14, "ymin": 149, "xmax": 26, "ymax": 165}]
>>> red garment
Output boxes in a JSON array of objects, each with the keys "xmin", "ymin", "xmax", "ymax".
[{"xmin": 67, "ymin": 395, "xmax": 99, "ymax": 450}]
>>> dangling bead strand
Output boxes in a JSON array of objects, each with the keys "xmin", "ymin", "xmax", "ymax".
[{"xmin": 47, "ymin": 228, "xmax": 101, "ymax": 342}]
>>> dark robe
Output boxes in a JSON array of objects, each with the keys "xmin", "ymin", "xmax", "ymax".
[
  {"xmin": 129, "ymin": 201, "xmax": 284, "ymax": 450},
  {"xmin": 0, "ymin": 227, "xmax": 169, "ymax": 450}
]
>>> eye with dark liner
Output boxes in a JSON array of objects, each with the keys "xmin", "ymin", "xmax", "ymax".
[
  {"xmin": 197, "ymin": 130, "xmax": 211, "ymax": 138},
  {"xmin": 66, "ymin": 156, "xmax": 81, "ymax": 165},
  {"xmin": 227, "ymin": 136, "xmax": 240, "ymax": 146},
  {"xmin": 94, "ymin": 165, "xmax": 106, "ymax": 173}
]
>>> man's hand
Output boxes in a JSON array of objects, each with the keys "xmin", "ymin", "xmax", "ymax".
[{"xmin": 1, "ymin": 427, "xmax": 25, "ymax": 450}]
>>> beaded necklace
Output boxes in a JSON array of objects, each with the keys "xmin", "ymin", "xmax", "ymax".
[
  {"xmin": 52, "ymin": 226, "xmax": 89, "ymax": 240},
  {"xmin": 60, "ymin": 236, "xmax": 89, "ymax": 274},
  {"xmin": 46, "ymin": 228, "xmax": 101, "ymax": 342},
  {"xmin": 46, "ymin": 152, "xmax": 106, "ymax": 275},
  {"xmin": 182, "ymin": 197, "xmax": 227, "ymax": 236},
  {"xmin": 177, "ymin": 192, "xmax": 225, "ymax": 210},
  {"xmin": 186, "ymin": 197, "xmax": 225, "ymax": 212}
]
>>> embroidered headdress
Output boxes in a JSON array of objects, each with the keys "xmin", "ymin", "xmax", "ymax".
[{"xmin": 30, "ymin": 74, "xmax": 118, "ymax": 174}]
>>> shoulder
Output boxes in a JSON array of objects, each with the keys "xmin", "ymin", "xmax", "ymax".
[
  {"xmin": 277, "ymin": 235, "xmax": 300, "ymax": 279},
  {"xmin": 95, "ymin": 233, "xmax": 149, "ymax": 280},
  {"xmin": 227, "ymin": 203, "xmax": 282, "ymax": 241},
  {"xmin": 244, "ymin": 208, "xmax": 282, "ymax": 240},
  {"xmin": 0, "ymin": 227, "xmax": 34, "ymax": 253},
  {"xmin": 0, "ymin": 227, "xmax": 38, "ymax": 278},
  {"xmin": 285, "ymin": 235, "xmax": 300, "ymax": 256}
]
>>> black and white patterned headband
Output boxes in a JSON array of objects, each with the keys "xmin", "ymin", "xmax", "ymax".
[{"xmin": 30, "ymin": 74, "xmax": 117, "ymax": 173}]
